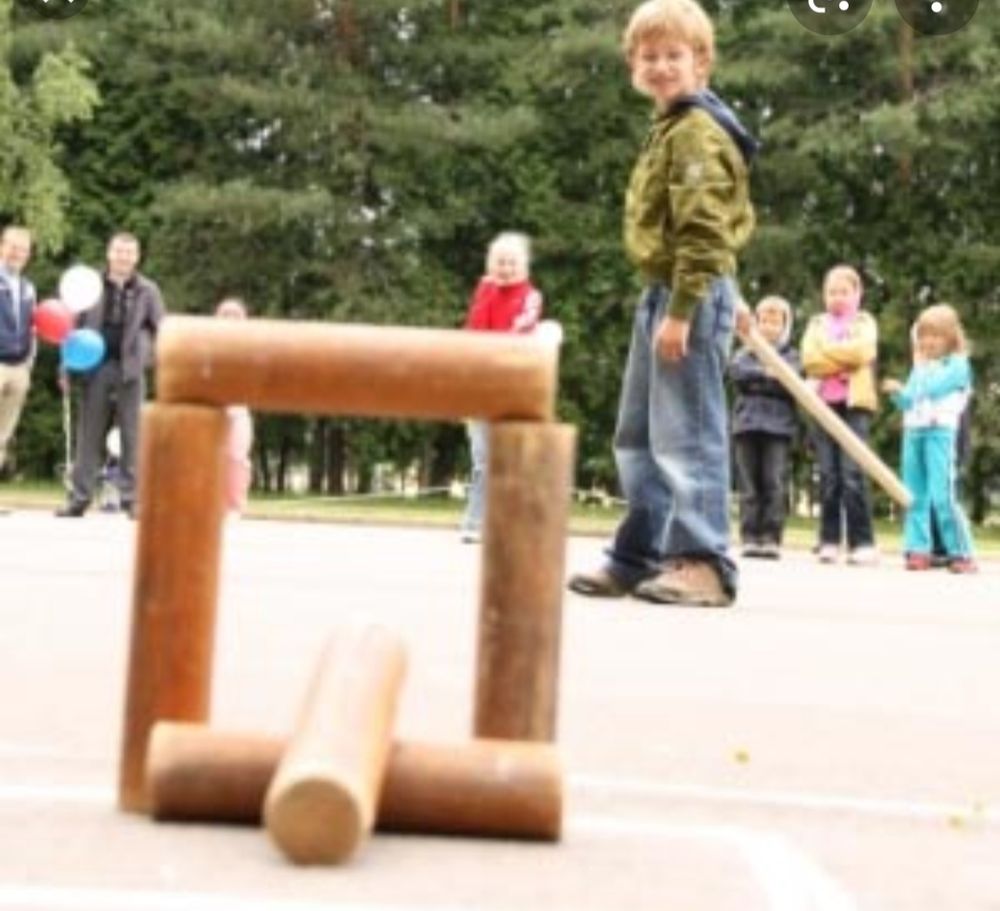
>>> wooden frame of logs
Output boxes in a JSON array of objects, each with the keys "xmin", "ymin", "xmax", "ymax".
[{"xmin": 117, "ymin": 316, "xmax": 576, "ymax": 860}]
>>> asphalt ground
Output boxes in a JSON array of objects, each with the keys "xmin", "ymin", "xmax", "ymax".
[{"xmin": 1, "ymin": 509, "xmax": 998, "ymax": 910}]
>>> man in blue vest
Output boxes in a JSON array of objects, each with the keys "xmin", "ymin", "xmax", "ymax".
[{"xmin": 0, "ymin": 225, "xmax": 36, "ymax": 484}]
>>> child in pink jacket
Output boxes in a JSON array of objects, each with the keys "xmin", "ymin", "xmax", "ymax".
[{"xmin": 215, "ymin": 298, "xmax": 254, "ymax": 513}]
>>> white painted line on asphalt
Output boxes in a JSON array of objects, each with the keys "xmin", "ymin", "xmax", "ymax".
[
  {"xmin": 574, "ymin": 815, "xmax": 857, "ymax": 911},
  {"xmin": 0, "ymin": 885, "xmax": 463, "ymax": 911},
  {"xmin": 571, "ymin": 773, "xmax": 999, "ymax": 825},
  {"xmin": 0, "ymin": 818, "xmax": 854, "ymax": 911},
  {"xmin": 0, "ymin": 784, "xmax": 112, "ymax": 804},
  {"xmin": 0, "ymin": 743, "xmax": 106, "ymax": 761},
  {"xmin": 3, "ymin": 774, "xmax": 996, "ymax": 828}
]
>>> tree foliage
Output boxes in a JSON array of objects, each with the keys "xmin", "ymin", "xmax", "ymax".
[{"xmin": 6, "ymin": 0, "xmax": 998, "ymax": 518}]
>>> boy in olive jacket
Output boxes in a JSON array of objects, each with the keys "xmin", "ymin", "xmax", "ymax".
[{"xmin": 569, "ymin": 0, "xmax": 757, "ymax": 607}]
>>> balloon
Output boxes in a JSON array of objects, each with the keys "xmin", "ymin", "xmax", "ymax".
[
  {"xmin": 33, "ymin": 298, "xmax": 75, "ymax": 345},
  {"xmin": 533, "ymin": 320, "xmax": 564, "ymax": 348},
  {"xmin": 105, "ymin": 427, "xmax": 122, "ymax": 459},
  {"xmin": 59, "ymin": 265, "xmax": 103, "ymax": 314},
  {"xmin": 61, "ymin": 328, "xmax": 106, "ymax": 372}
]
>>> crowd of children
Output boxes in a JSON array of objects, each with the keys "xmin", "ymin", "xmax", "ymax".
[{"xmin": 727, "ymin": 270, "xmax": 976, "ymax": 574}]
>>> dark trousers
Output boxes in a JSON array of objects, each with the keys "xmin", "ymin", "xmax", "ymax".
[
  {"xmin": 812, "ymin": 405, "xmax": 875, "ymax": 549},
  {"xmin": 70, "ymin": 360, "xmax": 144, "ymax": 507},
  {"xmin": 734, "ymin": 432, "xmax": 791, "ymax": 544}
]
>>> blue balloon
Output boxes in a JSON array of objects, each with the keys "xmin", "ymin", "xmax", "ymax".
[{"xmin": 61, "ymin": 328, "xmax": 106, "ymax": 372}]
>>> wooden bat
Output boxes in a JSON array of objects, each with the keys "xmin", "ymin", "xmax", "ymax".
[{"xmin": 738, "ymin": 325, "xmax": 911, "ymax": 509}]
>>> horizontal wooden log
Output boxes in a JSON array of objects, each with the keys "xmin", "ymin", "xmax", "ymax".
[
  {"xmin": 148, "ymin": 723, "xmax": 562, "ymax": 841},
  {"xmin": 156, "ymin": 316, "xmax": 558, "ymax": 422}
]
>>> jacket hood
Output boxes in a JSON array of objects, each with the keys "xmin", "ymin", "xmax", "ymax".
[
  {"xmin": 769, "ymin": 296, "xmax": 795, "ymax": 348},
  {"xmin": 674, "ymin": 89, "xmax": 760, "ymax": 165},
  {"xmin": 741, "ymin": 295, "xmax": 794, "ymax": 351}
]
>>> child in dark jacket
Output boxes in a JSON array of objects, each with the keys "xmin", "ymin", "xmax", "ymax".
[{"xmin": 729, "ymin": 296, "xmax": 800, "ymax": 558}]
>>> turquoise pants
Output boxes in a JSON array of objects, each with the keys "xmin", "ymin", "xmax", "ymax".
[{"xmin": 902, "ymin": 426, "xmax": 974, "ymax": 558}]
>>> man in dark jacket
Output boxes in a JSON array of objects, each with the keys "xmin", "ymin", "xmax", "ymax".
[
  {"xmin": 57, "ymin": 232, "xmax": 165, "ymax": 518},
  {"xmin": 0, "ymin": 225, "xmax": 36, "ymax": 479},
  {"xmin": 729, "ymin": 295, "xmax": 800, "ymax": 558}
]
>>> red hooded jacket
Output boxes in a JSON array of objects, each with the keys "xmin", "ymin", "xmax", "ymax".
[{"xmin": 463, "ymin": 278, "xmax": 542, "ymax": 333}]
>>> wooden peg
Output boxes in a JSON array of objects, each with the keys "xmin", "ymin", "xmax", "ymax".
[
  {"xmin": 118, "ymin": 403, "xmax": 228, "ymax": 813},
  {"xmin": 263, "ymin": 624, "xmax": 407, "ymax": 864}
]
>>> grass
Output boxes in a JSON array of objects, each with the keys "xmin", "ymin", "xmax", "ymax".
[{"xmin": 3, "ymin": 480, "xmax": 998, "ymax": 556}]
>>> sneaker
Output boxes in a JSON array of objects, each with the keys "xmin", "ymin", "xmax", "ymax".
[
  {"xmin": 757, "ymin": 542, "xmax": 782, "ymax": 560},
  {"xmin": 948, "ymin": 558, "xmax": 979, "ymax": 575},
  {"xmin": 741, "ymin": 541, "xmax": 763, "ymax": 559},
  {"xmin": 905, "ymin": 553, "xmax": 932, "ymax": 571},
  {"xmin": 847, "ymin": 546, "xmax": 879, "ymax": 566},
  {"xmin": 55, "ymin": 500, "xmax": 89, "ymax": 518},
  {"xmin": 817, "ymin": 544, "xmax": 838, "ymax": 564},
  {"xmin": 633, "ymin": 561, "xmax": 733, "ymax": 608},
  {"xmin": 460, "ymin": 529, "xmax": 481, "ymax": 544},
  {"xmin": 567, "ymin": 567, "xmax": 631, "ymax": 598}
]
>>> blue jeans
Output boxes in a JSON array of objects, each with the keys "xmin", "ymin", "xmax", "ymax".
[
  {"xmin": 811, "ymin": 405, "xmax": 875, "ymax": 550},
  {"xmin": 605, "ymin": 279, "xmax": 738, "ymax": 597},
  {"xmin": 461, "ymin": 420, "xmax": 488, "ymax": 532}
]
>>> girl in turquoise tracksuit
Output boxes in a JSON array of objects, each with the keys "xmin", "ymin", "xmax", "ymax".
[{"xmin": 882, "ymin": 304, "xmax": 976, "ymax": 573}]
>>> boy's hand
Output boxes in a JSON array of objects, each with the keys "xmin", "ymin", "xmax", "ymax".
[
  {"xmin": 656, "ymin": 316, "xmax": 690, "ymax": 362},
  {"xmin": 881, "ymin": 378, "xmax": 902, "ymax": 394},
  {"xmin": 735, "ymin": 300, "xmax": 752, "ymax": 338}
]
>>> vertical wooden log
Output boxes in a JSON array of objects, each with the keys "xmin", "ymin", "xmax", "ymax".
[
  {"xmin": 118, "ymin": 403, "xmax": 227, "ymax": 813},
  {"xmin": 147, "ymin": 723, "xmax": 563, "ymax": 840},
  {"xmin": 474, "ymin": 422, "xmax": 576, "ymax": 742},
  {"xmin": 263, "ymin": 624, "xmax": 407, "ymax": 865}
]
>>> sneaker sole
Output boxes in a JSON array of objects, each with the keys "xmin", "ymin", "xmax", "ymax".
[
  {"xmin": 567, "ymin": 579, "xmax": 629, "ymax": 598},
  {"xmin": 633, "ymin": 585, "xmax": 733, "ymax": 608}
]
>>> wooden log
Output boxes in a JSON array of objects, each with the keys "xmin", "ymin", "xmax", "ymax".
[
  {"xmin": 740, "ymin": 325, "xmax": 912, "ymax": 508},
  {"xmin": 118, "ymin": 403, "xmax": 228, "ymax": 813},
  {"xmin": 147, "ymin": 723, "xmax": 562, "ymax": 841},
  {"xmin": 474, "ymin": 422, "xmax": 576, "ymax": 742},
  {"xmin": 156, "ymin": 316, "xmax": 558, "ymax": 423},
  {"xmin": 263, "ymin": 624, "xmax": 407, "ymax": 864}
]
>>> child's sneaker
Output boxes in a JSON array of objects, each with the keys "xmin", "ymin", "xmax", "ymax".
[
  {"xmin": 460, "ymin": 528, "xmax": 481, "ymax": 544},
  {"xmin": 905, "ymin": 553, "xmax": 932, "ymax": 571},
  {"xmin": 758, "ymin": 541, "xmax": 781, "ymax": 560},
  {"xmin": 633, "ymin": 561, "xmax": 733, "ymax": 608},
  {"xmin": 740, "ymin": 540, "xmax": 762, "ymax": 558},
  {"xmin": 847, "ymin": 546, "xmax": 879, "ymax": 566},
  {"xmin": 817, "ymin": 544, "xmax": 838, "ymax": 564},
  {"xmin": 948, "ymin": 557, "xmax": 979, "ymax": 574}
]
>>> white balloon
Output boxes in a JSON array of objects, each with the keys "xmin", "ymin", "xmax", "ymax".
[
  {"xmin": 105, "ymin": 427, "xmax": 122, "ymax": 459},
  {"xmin": 533, "ymin": 320, "xmax": 564, "ymax": 348},
  {"xmin": 59, "ymin": 265, "xmax": 103, "ymax": 314}
]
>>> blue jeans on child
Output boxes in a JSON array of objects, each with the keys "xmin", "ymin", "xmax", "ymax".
[
  {"xmin": 603, "ymin": 279, "xmax": 738, "ymax": 598},
  {"xmin": 461, "ymin": 420, "xmax": 488, "ymax": 532},
  {"xmin": 811, "ymin": 405, "xmax": 875, "ymax": 550}
]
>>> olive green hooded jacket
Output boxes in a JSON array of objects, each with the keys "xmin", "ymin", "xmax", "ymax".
[{"xmin": 624, "ymin": 90, "xmax": 757, "ymax": 320}]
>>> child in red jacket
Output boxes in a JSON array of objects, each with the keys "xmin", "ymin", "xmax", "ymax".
[{"xmin": 460, "ymin": 232, "xmax": 543, "ymax": 542}]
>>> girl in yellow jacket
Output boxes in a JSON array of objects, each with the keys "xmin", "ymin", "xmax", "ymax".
[{"xmin": 801, "ymin": 264, "xmax": 879, "ymax": 565}]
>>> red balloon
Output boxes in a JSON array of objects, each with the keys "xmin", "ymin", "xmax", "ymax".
[{"xmin": 33, "ymin": 298, "xmax": 74, "ymax": 345}]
